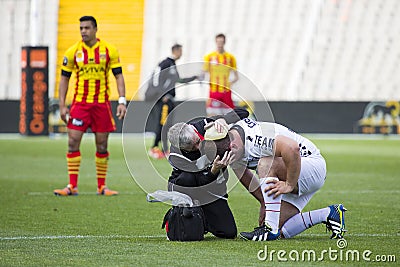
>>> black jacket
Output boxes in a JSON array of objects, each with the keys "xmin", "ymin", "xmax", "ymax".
[
  {"xmin": 168, "ymin": 108, "xmax": 249, "ymax": 185},
  {"xmin": 157, "ymin": 57, "xmax": 196, "ymax": 99}
]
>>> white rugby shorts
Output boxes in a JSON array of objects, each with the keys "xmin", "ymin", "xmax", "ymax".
[{"xmin": 282, "ymin": 154, "xmax": 327, "ymax": 211}]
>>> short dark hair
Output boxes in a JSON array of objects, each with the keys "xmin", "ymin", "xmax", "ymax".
[
  {"xmin": 80, "ymin": 16, "xmax": 97, "ymax": 28},
  {"xmin": 171, "ymin": 43, "xmax": 182, "ymax": 52},
  {"xmin": 215, "ymin": 33, "xmax": 226, "ymax": 42}
]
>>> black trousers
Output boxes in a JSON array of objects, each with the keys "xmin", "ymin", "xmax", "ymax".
[
  {"xmin": 202, "ymin": 198, "xmax": 237, "ymax": 239},
  {"xmin": 168, "ymin": 171, "xmax": 237, "ymax": 239},
  {"xmin": 152, "ymin": 99, "xmax": 175, "ymax": 152}
]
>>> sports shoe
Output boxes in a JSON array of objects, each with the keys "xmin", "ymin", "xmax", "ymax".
[
  {"xmin": 324, "ymin": 204, "xmax": 347, "ymax": 239},
  {"xmin": 148, "ymin": 147, "xmax": 165, "ymax": 159},
  {"xmin": 240, "ymin": 224, "xmax": 280, "ymax": 241},
  {"xmin": 54, "ymin": 184, "xmax": 78, "ymax": 196},
  {"xmin": 97, "ymin": 185, "xmax": 118, "ymax": 196}
]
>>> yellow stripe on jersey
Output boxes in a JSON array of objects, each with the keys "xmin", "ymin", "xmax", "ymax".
[
  {"xmin": 61, "ymin": 39, "xmax": 121, "ymax": 103},
  {"xmin": 203, "ymin": 51, "xmax": 237, "ymax": 93}
]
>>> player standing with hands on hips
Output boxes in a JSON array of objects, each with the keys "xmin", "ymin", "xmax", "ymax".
[{"xmin": 54, "ymin": 16, "xmax": 126, "ymax": 196}]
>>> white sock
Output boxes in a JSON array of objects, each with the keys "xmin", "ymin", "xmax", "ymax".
[
  {"xmin": 260, "ymin": 177, "xmax": 282, "ymax": 234},
  {"xmin": 281, "ymin": 207, "xmax": 330, "ymax": 238}
]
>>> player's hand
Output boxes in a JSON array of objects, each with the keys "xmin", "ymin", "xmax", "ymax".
[
  {"xmin": 259, "ymin": 203, "xmax": 266, "ymax": 226},
  {"xmin": 210, "ymin": 151, "xmax": 233, "ymax": 174},
  {"xmin": 197, "ymin": 73, "xmax": 205, "ymax": 81},
  {"xmin": 230, "ymin": 79, "xmax": 237, "ymax": 85},
  {"xmin": 204, "ymin": 121, "xmax": 214, "ymax": 130},
  {"xmin": 60, "ymin": 106, "xmax": 69, "ymax": 124},
  {"xmin": 264, "ymin": 180, "xmax": 295, "ymax": 199},
  {"xmin": 162, "ymin": 96, "xmax": 169, "ymax": 103},
  {"xmin": 116, "ymin": 104, "xmax": 127, "ymax": 120},
  {"xmin": 214, "ymin": 118, "xmax": 228, "ymax": 133}
]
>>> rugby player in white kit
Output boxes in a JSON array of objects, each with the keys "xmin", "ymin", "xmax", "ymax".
[{"xmin": 204, "ymin": 118, "xmax": 347, "ymax": 241}]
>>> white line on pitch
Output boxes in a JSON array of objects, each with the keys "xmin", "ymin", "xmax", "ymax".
[
  {"xmin": 27, "ymin": 192, "xmax": 142, "ymax": 196},
  {"xmin": 0, "ymin": 235, "xmax": 166, "ymax": 240},
  {"xmin": 29, "ymin": 190, "xmax": 400, "ymax": 196},
  {"xmin": 299, "ymin": 233, "xmax": 399, "ymax": 237},
  {"xmin": 233, "ymin": 190, "xmax": 400, "ymax": 195},
  {"xmin": 1, "ymin": 233, "xmax": 398, "ymax": 241}
]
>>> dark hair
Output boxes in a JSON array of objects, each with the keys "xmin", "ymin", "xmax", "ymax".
[
  {"xmin": 171, "ymin": 43, "xmax": 182, "ymax": 52},
  {"xmin": 215, "ymin": 33, "xmax": 226, "ymax": 42},
  {"xmin": 80, "ymin": 16, "xmax": 97, "ymax": 28}
]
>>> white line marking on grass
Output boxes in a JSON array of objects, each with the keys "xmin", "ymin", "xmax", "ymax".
[
  {"xmin": 31, "ymin": 189, "xmax": 400, "ymax": 197},
  {"xmin": 1, "ymin": 233, "xmax": 398, "ymax": 241},
  {"xmin": 29, "ymin": 190, "xmax": 400, "ymax": 196},
  {"xmin": 234, "ymin": 190, "xmax": 400, "ymax": 195},
  {"xmin": 318, "ymin": 190, "xmax": 400, "ymax": 194},
  {"xmin": 303, "ymin": 133, "xmax": 400, "ymax": 140},
  {"xmin": 0, "ymin": 235, "xmax": 166, "ymax": 241},
  {"xmin": 300, "ymin": 233, "xmax": 399, "ymax": 237},
  {"xmin": 27, "ymin": 192, "xmax": 143, "ymax": 196},
  {"xmin": 1, "ymin": 133, "xmax": 399, "ymax": 140}
]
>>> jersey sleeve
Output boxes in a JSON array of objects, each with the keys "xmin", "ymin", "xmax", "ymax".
[
  {"xmin": 203, "ymin": 53, "xmax": 210, "ymax": 72},
  {"xmin": 107, "ymin": 44, "xmax": 122, "ymax": 70},
  {"xmin": 61, "ymin": 45, "xmax": 76, "ymax": 74}
]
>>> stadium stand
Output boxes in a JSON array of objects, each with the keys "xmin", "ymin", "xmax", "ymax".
[
  {"xmin": 55, "ymin": 0, "xmax": 144, "ymax": 101},
  {"xmin": 0, "ymin": 0, "xmax": 58, "ymax": 99},
  {"xmin": 0, "ymin": 0, "xmax": 399, "ymax": 101}
]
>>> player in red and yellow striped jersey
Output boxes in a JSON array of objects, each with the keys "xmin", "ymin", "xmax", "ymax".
[
  {"xmin": 202, "ymin": 33, "xmax": 239, "ymax": 116},
  {"xmin": 54, "ymin": 16, "xmax": 126, "ymax": 196}
]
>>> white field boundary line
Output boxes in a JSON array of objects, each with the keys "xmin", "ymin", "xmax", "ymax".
[
  {"xmin": 28, "ymin": 190, "xmax": 400, "ymax": 196},
  {"xmin": 1, "ymin": 133, "xmax": 400, "ymax": 141},
  {"xmin": 28, "ymin": 192, "xmax": 144, "ymax": 196},
  {"xmin": 0, "ymin": 133, "xmax": 147, "ymax": 140},
  {"xmin": 229, "ymin": 190, "xmax": 400, "ymax": 196},
  {"xmin": 1, "ymin": 233, "xmax": 399, "ymax": 241},
  {"xmin": 0, "ymin": 235, "xmax": 166, "ymax": 240}
]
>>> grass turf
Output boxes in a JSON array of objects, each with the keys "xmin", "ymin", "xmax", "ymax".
[{"xmin": 0, "ymin": 134, "xmax": 399, "ymax": 266}]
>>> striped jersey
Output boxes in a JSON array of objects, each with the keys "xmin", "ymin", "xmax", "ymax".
[
  {"xmin": 61, "ymin": 39, "xmax": 122, "ymax": 103},
  {"xmin": 203, "ymin": 51, "xmax": 237, "ymax": 93}
]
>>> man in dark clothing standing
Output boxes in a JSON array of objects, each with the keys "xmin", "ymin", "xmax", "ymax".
[{"xmin": 148, "ymin": 44, "xmax": 197, "ymax": 159}]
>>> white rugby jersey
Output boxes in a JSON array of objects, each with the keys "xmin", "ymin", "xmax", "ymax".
[{"xmin": 231, "ymin": 118, "xmax": 320, "ymax": 169}]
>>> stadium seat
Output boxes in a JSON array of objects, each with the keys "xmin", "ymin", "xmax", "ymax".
[{"xmin": 3, "ymin": 0, "xmax": 399, "ymax": 101}]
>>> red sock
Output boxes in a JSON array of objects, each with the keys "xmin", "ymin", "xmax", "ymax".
[
  {"xmin": 96, "ymin": 151, "xmax": 109, "ymax": 189},
  {"xmin": 67, "ymin": 151, "xmax": 81, "ymax": 188}
]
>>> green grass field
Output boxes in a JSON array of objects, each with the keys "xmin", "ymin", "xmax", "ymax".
[{"xmin": 0, "ymin": 134, "xmax": 399, "ymax": 266}]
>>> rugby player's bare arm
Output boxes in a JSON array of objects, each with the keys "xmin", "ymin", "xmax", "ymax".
[
  {"xmin": 233, "ymin": 166, "xmax": 264, "ymax": 204},
  {"xmin": 114, "ymin": 72, "xmax": 127, "ymax": 120},
  {"xmin": 233, "ymin": 166, "xmax": 266, "ymax": 226},
  {"xmin": 265, "ymin": 135, "xmax": 301, "ymax": 198},
  {"xmin": 59, "ymin": 73, "xmax": 71, "ymax": 123}
]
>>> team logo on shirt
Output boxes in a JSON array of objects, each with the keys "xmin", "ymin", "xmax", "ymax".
[
  {"xmin": 252, "ymin": 135, "xmax": 275, "ymax": 151},
  {"xmin": 75, "ymin": 51, "xmax": 84, "ymax": 62},
  {"xmin": 299, "ymin": 143, "xmax": 312, "ymax": 157},
  {"xmin": 210, "ymin": 56, "xmax": 218, "ymax": 65},
  {"xmin": 100, "ymin": 53, "xmax": 107, "ymax": 61},
  {"xmin": 62, "ymin": 56, "xmax": 68, "ymax": 66}
]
